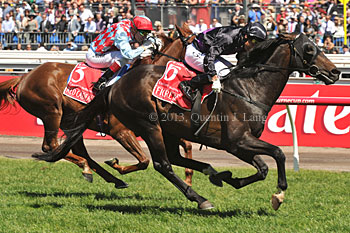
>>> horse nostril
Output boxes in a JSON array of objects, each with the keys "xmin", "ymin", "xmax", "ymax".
[{"xmin": 331, "ymin": 69, "xmax": 341, "ymax": 75}]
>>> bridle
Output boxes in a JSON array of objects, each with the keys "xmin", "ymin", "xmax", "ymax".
[
  {"xmin": 221, "ymin": 34, "xmax": 324, "ymax": 113},
  {"xmin": 149, "ymin": 30, "xmax": 196, "ymax": 62},
  {"xmin": 254, "ymin": 34, "xmax": 323, "ymax": 78}
]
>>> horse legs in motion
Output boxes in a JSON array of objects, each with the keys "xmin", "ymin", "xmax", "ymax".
[{"xmin": 179, "ymin": 139, "xmax": 193, "ymax": 186}]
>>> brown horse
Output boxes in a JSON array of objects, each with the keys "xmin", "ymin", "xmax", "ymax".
[
  {"xmin": 0, "ymin": 25, "xmax": 195, "ymax": 188},
  {"xmin": 37, "ymin": 33, "xmax": 340, "ymax": 210}
]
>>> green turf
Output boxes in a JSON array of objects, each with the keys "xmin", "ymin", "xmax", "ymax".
[{"xmin": 0, "ymin": 157, "xmax": 349, "ymax": 233}]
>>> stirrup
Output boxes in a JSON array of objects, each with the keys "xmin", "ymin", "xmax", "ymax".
[{"xmin": 92, "ymin": 80, "xmax": 106, "ymax": 93}]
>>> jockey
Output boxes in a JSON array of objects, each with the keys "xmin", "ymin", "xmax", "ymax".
[
  {"xmin": 179, "ymin": 22, "xmax": 267, "ymax": 102},
  {"xmin": 86, "ymin": 15, "xmax": 154, "ymax": 92}
]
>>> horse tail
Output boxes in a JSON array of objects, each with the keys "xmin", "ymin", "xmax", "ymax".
[
  {"xmin": 0, "ymin": 76, "xmax": 22, "ymax": 111},
  {"xmin": 32, "ymin": 86, "xmax": 111, "ymax": 162}
]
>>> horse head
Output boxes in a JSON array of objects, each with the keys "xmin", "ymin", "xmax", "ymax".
[
  {"xmin": 285, "ymin": 33, "xmax": 340, "ymax": 85},
  {"xmin": 176, "ymin": 23, "xmax": 196, "ymax": 46}
]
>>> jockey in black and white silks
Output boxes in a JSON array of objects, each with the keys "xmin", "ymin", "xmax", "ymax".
[{"xmin": 180, "ymin": 22, "xmax": 268, "ymax": 102}]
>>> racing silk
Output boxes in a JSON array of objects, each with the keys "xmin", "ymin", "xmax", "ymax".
[
  {"xmin": 193, "ymin": 26, "xmax": 245, "ymax": 76},
  {"xmin": 90, "ymin": 20, "xmax": 144, "ymax": 59}
]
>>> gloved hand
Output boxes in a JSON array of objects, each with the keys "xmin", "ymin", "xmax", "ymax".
[
  {"xmin": 212, "ymin": 79, "xmax": 221, "ymax": 93},
  {"xmin": 142, "ymin": 40, "xmax": 155, "ymax": 50}
]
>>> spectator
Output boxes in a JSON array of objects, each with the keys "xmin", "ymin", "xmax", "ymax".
[
  {"xmin": 320, "ymin": 14, "xmax": 336, "ymax": 40},
  {"xmin": 81, "ymin": 45, "xmax": 89, "ymax": 51},
  {"xmin": 277, "ymin": 18, "xmax": 288, "ymax": 34},
  {"xmin": 63, "ymin": 41, "xmax": 78, "ymax": 51},
  {"xmin": 333, "ymin": 16, "xmax": 344, "ymax": 45},
  {"xmin": 323, "ymin": 35, "xmax": 335, "ymax": 54},
  {"xmin": 26, "ymin": 44, "xmax": 32, "ymax": 51},
  {"xmin": 34, "ymin": 11, "xmax": 43, "ymax": 27},
  {"xmin": 56, "ymin": 14, "xmax": 68, "ymax": 32},
  {"xmin": 286, "ymin": 16, "xmax": 297, "ymax": 33},
  {"xmin": 295, "ymin": 15, "xmax": 306, "ymax": 34},
  {"xmin": 248, "ymin": 4, "xmax": 263, "ymax": 23},
  {"xmin": 2, "ymin": 13, "xmax": 15, "ymax": 33},
  {"xmin": 67, "ymin": 12, "xmax": 81, "ymax": 41},
  {"xmin": 186, "ymin": 19, "xmax": 196, "ymax": 33},
  {"xmin": 105, "ymin": 10, "xmax": 117, "ymax": 28},
  {"xmin": 342, "ymin": 45, "xmax": 350, "ymax": 54},
  {"xmin": 15, "ymin": 13, "xmax": 26, "ymax": 43},
  {"xmin": 3, "ymin": 2, "xmax": 14, "ymax": 19},
  {"xmin": 24, "ymin": 13, "xmax": 38, "ymax": 43},
  {"xmin": 232, "ymin": 15, "xmax": 246, "ymax": 27},
  {"xmin": 36, "ymin": 42, "xmax": 47, "ymax": 51},
  {"xmin": 14, "ymin": 43, "xmax": 23, "ymax": 50},
  {"xmin": 154, "ymin": 21, "xmax": 165, "ymax": 36},
  {"xmin": 95, "ymin": 4, "xmax": 107, "ymax": 21},
  {"xmin": 194, "ymin": 18, "xmax": 208, "ymax": 34},
  {"xmin": 39, "ymin": 13, "xmax": 53, "ymax": 43},
  {"xmin": 324, "ymin": 0, "xmax": 337, "ymax": 17},
  {"xmin": 304, "ymin": 18, "xmax": 317, "ymax": 39},
  {"xmin": 168, "ymin": 24, "xmax": 178, "ymax": 39},
  {"xmin": 315, "ymin": 35, "xmax": 324, "ymax": 47},
  {"xmin": 84, "ymin": 16, "xmax": 96, "ymax": 41},
  {"xmin": 210, "ymin": 18, "xmax": 222, "ymax": 28},
  {"xmin": 79, "ymin": 4, "xmax": 93, "ymax": 26},
  {"xmin": 265, "ymin": 14, "xmax": 277, "ymax": 39},
  {"xmin": 50, "ymin": 45, "xmax": 59, "ymax": 51},
  {"xmin": 276, "ymin": 7, "xmax": 287, "ymax": 23},
  {"xmin": 95, "ymin": 13, "xmax": 106, "ymax": 34}
]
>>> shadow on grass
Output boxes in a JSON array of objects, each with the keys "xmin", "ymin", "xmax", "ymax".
[
  {"xmin": 85, "ymin": 204, "xmax": 276, "ymax": 218},
  {"xmin": 29, "ymin": 203, "xmax": 64, "ymax": 208},
  {"xmin": 18, "ymin": 191, "xmax": 176, "ymax": 201}
]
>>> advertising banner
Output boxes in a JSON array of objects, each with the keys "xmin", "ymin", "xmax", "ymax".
[{"xmin": 1, "ymin": 75, "xmax": 350, "ymax": 147}]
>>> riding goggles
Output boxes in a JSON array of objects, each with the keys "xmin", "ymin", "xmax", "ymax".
[{"xmin": 139, "ymin": 30, "xmax": 151, "ymax": 37}]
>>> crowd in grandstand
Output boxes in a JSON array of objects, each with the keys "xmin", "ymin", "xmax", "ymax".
[{"xmin": 0, "ymin": 0, "xmax": 348, "ymax": 54}]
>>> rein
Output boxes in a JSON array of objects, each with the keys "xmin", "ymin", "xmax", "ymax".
[
  {"xmin": 221, "ymin": 34, "xmax": 318, "ymax": 113},
  {"xmin": 150, "ymin": 32, "xmax": 195, "ymax": 63}
]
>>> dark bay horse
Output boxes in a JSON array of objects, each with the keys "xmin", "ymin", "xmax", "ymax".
[
  {"xmin": 35, "ymin": 34, "xmax": 340, "ymax": 210},
  {"xmin": 0, "ymin": 25, "xmax": 195, "ymax": 187}
]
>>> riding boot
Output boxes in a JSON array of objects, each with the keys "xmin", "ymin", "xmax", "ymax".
[
  {"xmin": 93, "ymin": 62, "xmax": 121, "ymax": 93},
  {"xmin": 179, "ymin": 74, "xmax": 211, "ymax": 102}
]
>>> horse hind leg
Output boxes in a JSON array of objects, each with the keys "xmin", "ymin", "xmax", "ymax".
[
  {"xmin": 39, "ymin": 114, "xmax": 93, "ymax": 182},
  {"xmin": 179, "ymin": 139, "xmax": 193, "ymax": 186},
  {"xmin": 141, "ymin": 125, "xmax": 213, "ymax": 209},
  {"xmin": 104, "ymin": 124, "xmax": 149, "ymax": 175}
]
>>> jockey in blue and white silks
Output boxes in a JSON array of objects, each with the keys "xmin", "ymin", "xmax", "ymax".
[{"xmin": 85, "ymin": 15, "xmax": 154, "ymax": 92}]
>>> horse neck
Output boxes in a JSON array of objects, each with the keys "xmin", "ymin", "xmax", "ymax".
[
  {"xmin": 227, "ymin": 44, "xmax": 292, "ymax": 108},
  {"xmin": 153, "ymin": 39, "xmax": 185, "ymax": 66}
]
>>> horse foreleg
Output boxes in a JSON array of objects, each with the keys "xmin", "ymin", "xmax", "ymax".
[
  {"xmin": 71, "ymin": 138, "xmax": 128, "ymax": 189},
  {"xmin": 105, "ymin": 125, "xmax": 149, "ymax": 175},
  {"xmin": 179, "ymin": 139, "xmax": 193, "ymax": 186},
  {"xmin": 231, "ymin": 133, "xmax": 287, "ymax": 210}
]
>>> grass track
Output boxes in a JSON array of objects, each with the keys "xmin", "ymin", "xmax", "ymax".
[{"xmin": 0, "ymin": 157, "xmax": 350, "ymax": 233}]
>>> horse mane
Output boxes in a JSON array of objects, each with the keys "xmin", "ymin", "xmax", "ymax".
[{"xmin": 234, "ymin": 34, "xmax": 295, "ymax": 78}]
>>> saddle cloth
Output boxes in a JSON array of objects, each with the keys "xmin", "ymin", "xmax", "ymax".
[
  {"xmin": 63, "ymin": 62, "xmax": 103, "ymax": 104},
  {"xmin": 152, "ymin": 61, "xmax": 212, "ymax": 110}
]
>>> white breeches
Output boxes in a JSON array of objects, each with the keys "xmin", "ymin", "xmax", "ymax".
[
  {"xmin": 184, "ymin": 43, "xmax": 230, "ymax": 77},
  {"xmin": 85, "ymin": 48, "xmax": 130, "ymax": 69}
]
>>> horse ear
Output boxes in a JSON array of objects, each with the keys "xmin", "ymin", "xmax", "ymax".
[{"xmin": 176, "ymin": 24, "xmax": 185, "ymax": 37}]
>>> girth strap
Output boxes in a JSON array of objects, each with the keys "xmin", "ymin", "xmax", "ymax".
[{"xmin": 221, "ymin": 88, "xmax": 271, "ymax": 113}]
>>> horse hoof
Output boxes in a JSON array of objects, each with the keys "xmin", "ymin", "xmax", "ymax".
[
  {"xmin": 115, "ymin": 182, "xmax": 129, "ymax": 189},
  {"xmin": 105, "ymin": 157, "xmax": 119, "ymax": 166},
  {"xmin": 198, "ymin": 200, "xmax": 214, "ymax": 210},
  {"xmin": 271, "ymin": 191, "xmax": 285, "ymax": 211},
  {"xmin": 82, "ymin": 173, "xmax": 93, "ymax": 183}
]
